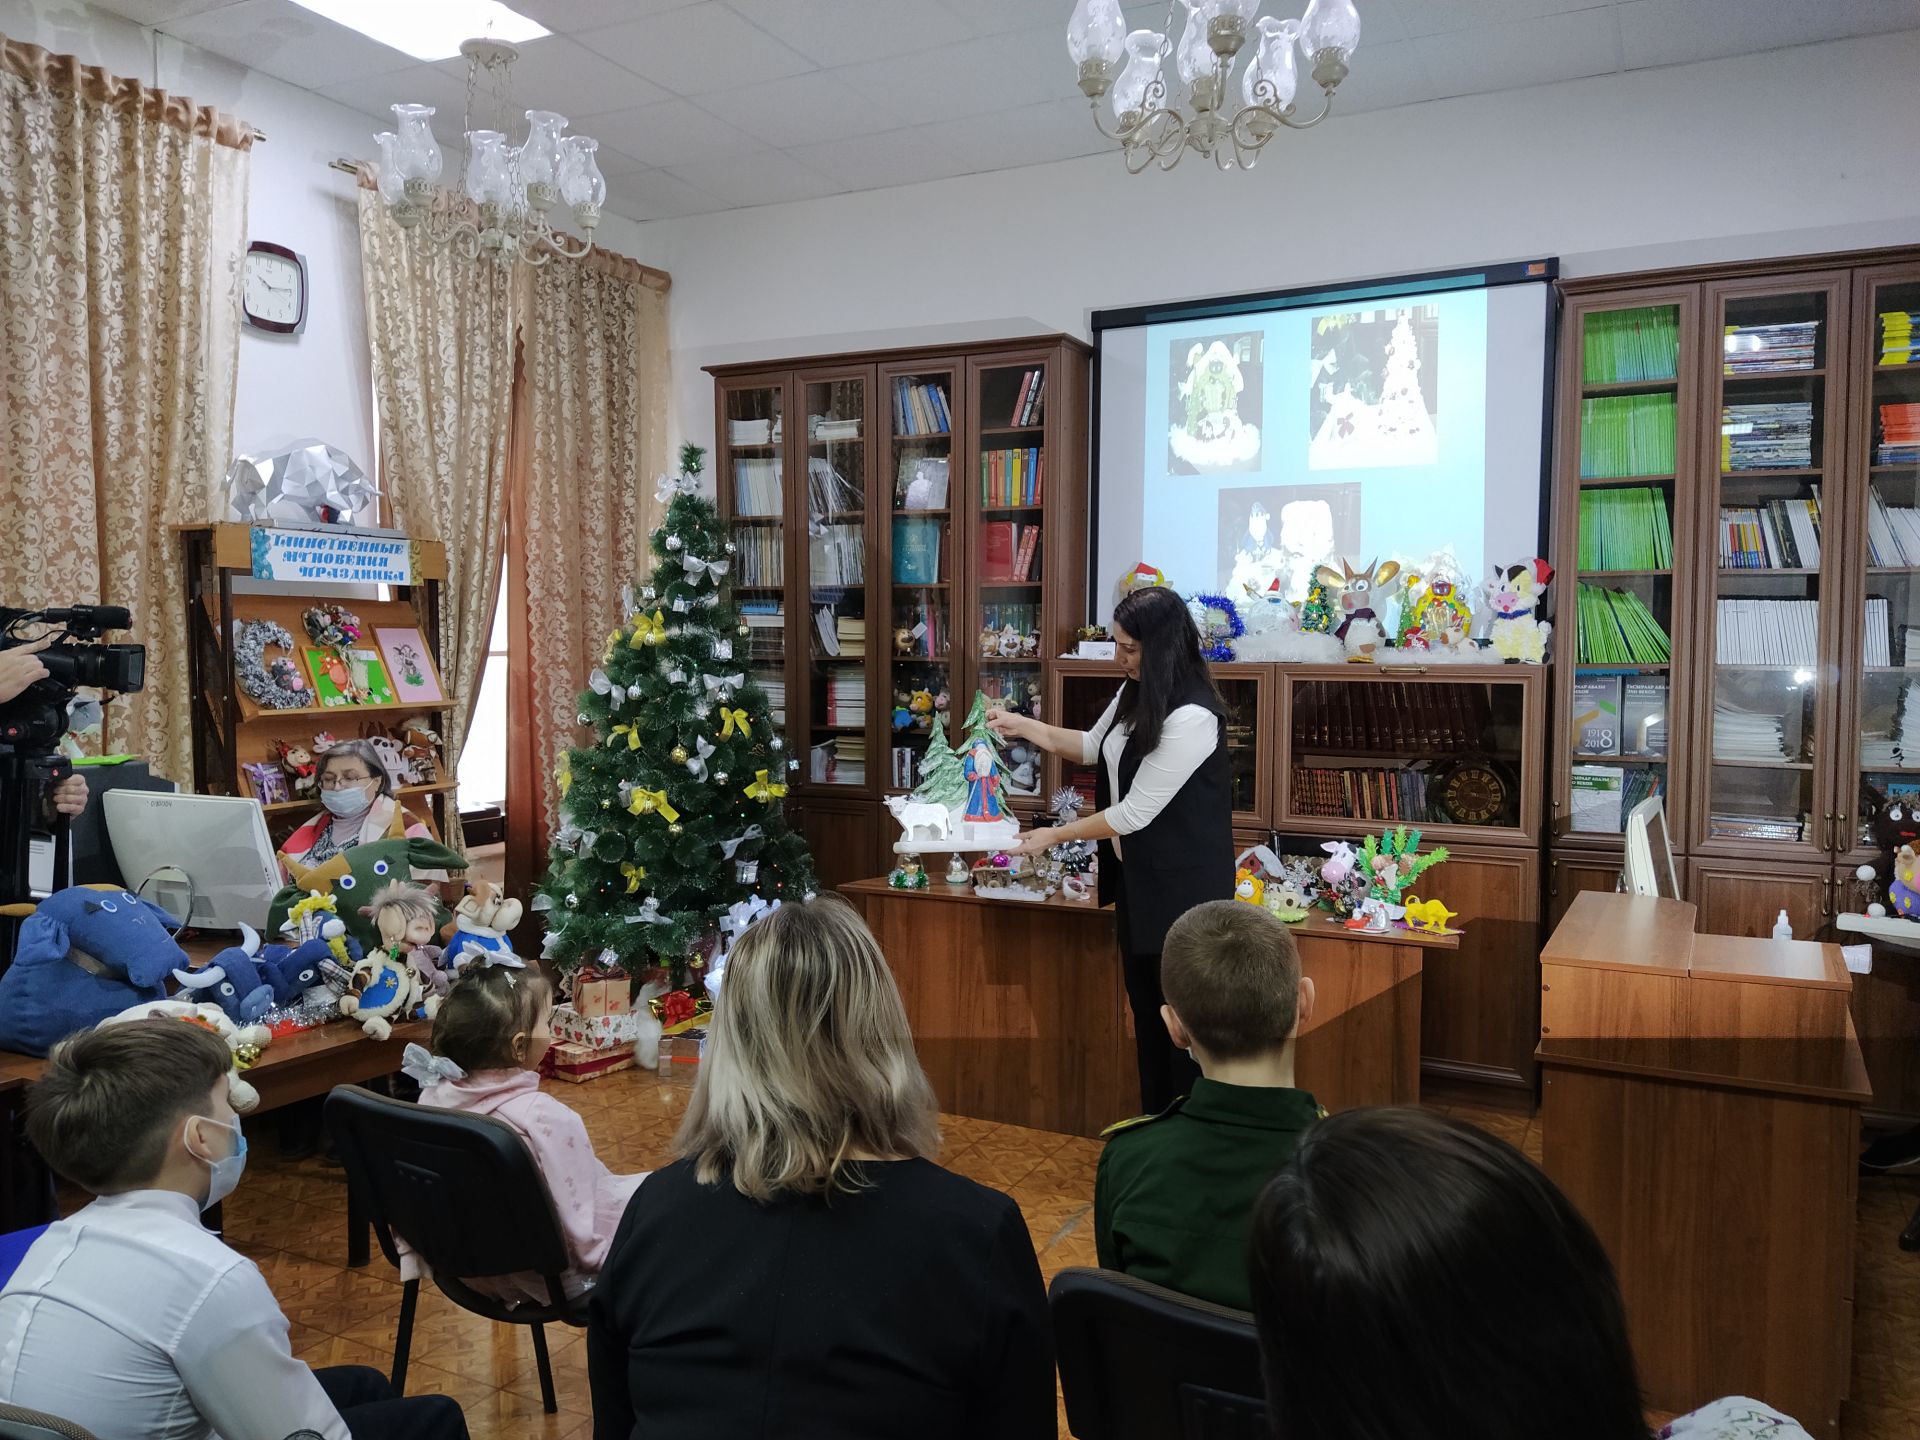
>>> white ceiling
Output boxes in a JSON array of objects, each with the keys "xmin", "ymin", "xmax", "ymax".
[{"xmin": 87, "ymin": 0, "xmax": 1920, "ymax": 222}]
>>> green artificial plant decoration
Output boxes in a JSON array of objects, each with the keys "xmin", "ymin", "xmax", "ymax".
[{"xmin": 1360, "ymin": 826, "xmax": 1448, "ymax": 905}]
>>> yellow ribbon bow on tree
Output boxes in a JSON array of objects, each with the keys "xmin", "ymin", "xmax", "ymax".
[
  {"xmin": 743, "ymin": 768, "xmax": 788, "ymax": 804},
  {"xmin": 556, "ymin": 755, "xmax": 573, "ymax": 795},
  {"xmin": 628, "ymin": 787, "xmax": 680, "ymax": 823},
  {"xmin": 621, "ymin": 862, "xmax": 648, "ymax": 894},
  {"xmin": 628, "ymin": 611, "xmax": 668, "ymax": 648},
  {"xmin": 608, "ymin": 724, "xmax": 641, "ymax": 751},
  {"xmin": 718, "ymin": 707, "xmax": 750, "ymax": 739}
]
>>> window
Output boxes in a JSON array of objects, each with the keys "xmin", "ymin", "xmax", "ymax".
[{"xmin": 460, "ymin": 590, "xmax": 508, "ymax": 816}]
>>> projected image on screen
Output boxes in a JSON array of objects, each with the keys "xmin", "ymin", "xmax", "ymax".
[
  {"xmin": 1168, "ymin": 332, "xmax": 1263, "ymax": 475},
  {"xmin": 1308, "ymin": 304, "xmax": 1440, "ymax": 471},
  {"xmin": 1219, "ymin": 486, "xmax": 1361, "ymax": 599}
]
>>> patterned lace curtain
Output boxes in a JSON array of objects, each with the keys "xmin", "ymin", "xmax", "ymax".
[
  {"xmin": 355, "ymin": 175, "xmax": 519, "ymax": 853},
  {"xmin": 505, "ymin": 246, "xmax": 670, "ymax": 892},
  {"xmin": 0, "ymin": 34, "xmax": 249, "ymax": 783}
]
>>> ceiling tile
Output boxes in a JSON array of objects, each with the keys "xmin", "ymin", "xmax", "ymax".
[
  {"xmin": 667, "ymin": 148, "xmax": 845, "ymax": 206},
  {"xmin": 590, "ymin": 4, "xmax": 816, "ymax": 95},
  {"xmin": 602, "ymin": 166, "xmax": 727, "ymax": 220},
  {"xmin": 430, "ymin": 34, "xmax": 666, "ymax": 118},
  {"xmin": 837, "ymin": 26, "xmax": 1080, "ymax": 124},
  {"xmin": 82, "ymin": 0, "xmax": 234, "ymax": 22},
  {"xmin": 786, "ymin": 127, "xmax": 954, "ymax": 191},
  {"xmin": 1320, "ymin": 35, "xmax": 1436, "ymax": 113},
  {"xmin": 318, "ymin": 64, "xmax": 469, "ymax": 133},
  {"xmin": 1420, "ymin": 4, "xmax": 1620, "ymax": 97},
  {"xmin": 911, "ymin": 94, "xmax": 1109, "ymax": 177},
  {"xmin": 696, "ymin": 69, "xmax": 899, "ymax": 147},
  {"xmin": 509, "ymin": 0, "xmax": 706, "ymax": 29},
  {"xmin": 725, "ymin": 0, "xmax": 970, "ymax": 66},
  {"xmin": 161, "ymin": 0, "xmax": 420, "ymax": 88},
  {"xmin": 591, "ymin": 143, "xmax": 651, "ymax": 178},
  {"xmin": 937, "ymin": 0, "xmax": 1070, "ymax": 38},
  {"xmin": 589, "ymin": 97, "xmax": 767, "ymax": 167},
  {"xmin": 1617, "ymin": 0, "xmax": 1920, "ymax": 70},
  {"xmin": 1383, "ymin": 0, "xmax": 1610, "ymax": 41}
]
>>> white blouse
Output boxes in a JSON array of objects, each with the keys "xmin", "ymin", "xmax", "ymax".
[{"xmin": 1080, "ymin": 690, "xmax": 1217, "ymax": 858}]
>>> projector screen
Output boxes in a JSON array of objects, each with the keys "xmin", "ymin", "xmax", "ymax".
[{"xmin": 1091, "ymin": 263, "xmax": 1556, "ymax": 625}]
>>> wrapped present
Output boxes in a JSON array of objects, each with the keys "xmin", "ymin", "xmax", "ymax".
[
  {"xmin": 572, "ymin": 963, "xmax": 632, "ymax": 1021},
  {"xmin": 649, "ymin": 987, "xmax": 712, "ymax": 1037},
  {"xmin": 552, "ymin": 1002, "xmax": 637, "ymax": 1052},
  {"xmin": 657, "ymin": 1031, "xmax": 705, "ymax": 1084},
  {"xmin": 549, "ymin": 1040, "xmax": 637, "ymax": 1084}
]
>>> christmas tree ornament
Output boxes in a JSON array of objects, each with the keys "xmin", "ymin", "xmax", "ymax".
[
  {"xmin": 715, "ymin": 770, "xmax": 728, "ymax": 784},
  {"xmin": 736, "ymin": 860, "xmax": 759, "ymax": 884},
  {"xmin": 671, "ymin": 745, "xmax": 689, "ymax": 764},
  {"xmin": 669, "ymin": 823, "xmax": 684, "ymax": 836},
  {"xmin": 600, "ymin": 800, "xmax": 611, "ymax": 810},
  {"xmin": 640, "ymin": 584, "xmax": 656, "ymax": 603},
  {"xmin": 565, "ymin": 893, "xmax": 579, "ymax": 908},
  {"xmin": 744, "ymin": 769, "xmax": 788, "ymax": 803},
  {"xmin": 686, "ymin": 737, "xmax": 716, "ymax": 781},
  {"xmin": 718, "ymin": 708, "xmax": 750, "ymax": 739},
  {"xmin": 725, "ymin": 540, "xmax": 737, "ymax": 555},
  {"xmin": 665, "ymin": 534, "xmax": 683, "ymax": 551},
  {"xmin": 578, "ymin": 712, "xmax": 591, "ymax": 726},
  {"xmin": 770, "ymin": 736, "xmax": 784, "ymax": 752}
]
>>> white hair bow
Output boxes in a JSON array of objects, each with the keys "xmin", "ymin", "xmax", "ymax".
[
  {"xmin": 680, "ymin": 552, "xmax": 730, "ymax": 583},
  {"xmin": 401, "ymin": 1043, "xmax": 466, "ymax": 1088}
]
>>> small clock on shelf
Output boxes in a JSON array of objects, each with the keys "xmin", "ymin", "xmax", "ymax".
[
  {"xmin": 242, "ymin": 241, "xmax": 307, "ymax": 335},
  {"xmin": 1433, "ymin": 757, "xmax": 1513, "ymax": 827}
]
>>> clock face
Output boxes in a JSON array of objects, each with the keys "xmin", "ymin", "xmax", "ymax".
[
  {"xmin": 1439, "ymin": 763, "xmax": 1506, "ymax": 825},
  {"xmin": 243, "ymin": 245, "xmax": 305, "ymax": 332}
]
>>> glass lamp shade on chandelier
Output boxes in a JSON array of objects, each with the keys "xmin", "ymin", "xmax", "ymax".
[
  {"xmin": 1067, "ymin": 0, "xmax": 1361, "ymax": 172},
  {"xmin": 373, "ymin": 39, "xmax": 607, "ymax": 264}
]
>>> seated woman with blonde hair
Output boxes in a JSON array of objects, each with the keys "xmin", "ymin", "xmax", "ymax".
[{"xmin": 586, "ymin": 895, "xmax": 1055, "ymax": 1440}]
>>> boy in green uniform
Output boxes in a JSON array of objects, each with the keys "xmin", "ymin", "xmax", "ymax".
[{"xmin": 1093, "ymin": 898, "xmax": 1322, "ymax": 1311}]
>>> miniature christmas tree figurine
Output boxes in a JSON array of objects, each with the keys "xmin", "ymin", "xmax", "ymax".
[
  {"xmin": 911, "ymin": 709, "xmax": 967, "ymax": 808},
  {"xmin": 537, "ymin": 443, "xmax": 817, "ymax": 988},
  {"xmin": 961, "ymin": 690, "xmax": 1004, "ymax": 757},
  {"xmin": 1298, "ymin": 574, "xmax": 1336, "ymax": 634}
]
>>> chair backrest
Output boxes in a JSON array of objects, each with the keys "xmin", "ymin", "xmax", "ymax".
[
  {"xmin": 323, "ymin": 1084, "xmax": 571, "ymax": 1284},
  {"xmin": 0, "ymin": 1403, "xmax": 99, "ymax": 1440},
  {"xmin": 1049, "ymin": 1267, "xmax": 1268, "ymax": 1440}
]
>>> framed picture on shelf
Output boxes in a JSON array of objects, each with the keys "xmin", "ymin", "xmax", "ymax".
[
  {"xmin": 303, "ymin": 647, "xmax": 354, "ymax": 707},
  {"xmin": 374, "ymin": 626, "xmax": 445, "ymax": 704},
  {"xmin": 241, "ymin": 760, "xmax": 289, "ymax": 805},
  {"xmin": 349, "ymin": 649, "xmax": 398, "ymax": 706}
]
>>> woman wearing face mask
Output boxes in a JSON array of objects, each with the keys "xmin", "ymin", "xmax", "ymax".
[{"xmin": 279, "ymin": 738, "xmax": 438, "ymax": 882}]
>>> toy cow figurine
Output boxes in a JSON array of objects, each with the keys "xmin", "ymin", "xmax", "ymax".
[
  {"xmin": 1486, "ymin": 559, "xmax": 1554, "ymax": 663},
  {"xmin": 1314, "ymin": 558, "xmax": 1402, "ymax": 661}
]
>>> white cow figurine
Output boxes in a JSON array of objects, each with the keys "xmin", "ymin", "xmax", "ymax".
[{"xmin": 885, "ymin": 794, "xmax": 953, "ymax": 843}]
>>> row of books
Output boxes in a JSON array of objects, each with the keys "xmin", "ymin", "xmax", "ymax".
[
  {"xmin": 1570, "ymin": 675, "xmax": 1668, "ymax": 757},
  {"xmin": 1577, "ymin": 585, "xmax": 1672, "ymax": 664},
  {"xmin": 808, "ymin": 524, "xmax": 865, "ymax": 586},
  {"xmin": 733, "ymin": 457, "xmax": 783, "ymax": 516},
  {"xmin": 1722, "ymin": 320, "xmax": 1818, "ymax": 375},
  {"xmin": 982, "ymin": 448, "xmax": 1045, "ymax": 506},
  {"xmin": 888, "ymin": 745, "xmax": 922, "ymax": 789},
  {"xmin": 823, "ymin": 671, "xmax": 867, "ymax": 728},
  {"xmin": 981, "ymin": 522, "xmax": 1041, "ymax": 582},
  {"xmin": 1714, "ymin": 597, "xmax": 1818, "ymax": 666},
  {"xmin": 1570, "ymin": 765, "xmax": 1663, "ymax": 834},
  {"xmin": 1289, "ymin": 682, "xmax": 1492, "ymax": 754},
  {"xmin": 1880, "ymin": 402, "xmax": 1919, "ymax": 466},
  {"xmin": 812, "ymin": 608, "xmax": 866, "ymax": 659},
  {"xmin": 1004, "ymin": 369, "xmax": 1046, "ymax": 428},
  {"xmin": 1583, "ymin": 306, "xmax": 1679, "ymax": 385},
  {"xmin": 732, "ymin": 525, "xmax": 783, "ymax": 586},
  {"xmin": 1580, "ymin": 394, "xmax": 1677, "ymax": 478},
  {"xmin": 893, "ymin": 378, "xmax": 951, "ymax": 437},
  {"xmin": 1882, "ymin": 311, "xmax": 1919, "ymax": 367},
  {"xmin": 756, "ymin": 674, "xmax": 786, "ymax": 729},
  {"xmin": 1578, "ymin": 486, "xmax": 1672, "ymax": 569},
  {"xmin": 1713, "ymin": 701, "xmax": 1790, "ymax": 762},
  {"xmin": 727, "ymin": 416, "xmax": 778, "ymax": 445},
  {"xmin": 1720, "ymin": 402, "xmax": 1813, "ymax": 471},
  {"xmin": 809, "ymin": 738, "xmax": 866, "ymax": 785},
  {"xmin": 739, "ymin": 601, "xmax": 784, "ymax": 663},
  {"xmin": 891, "ymin": 517, "xmax": 945, "ymax": 585},
  {"xmin": 1708, "ymin": 812, "xmax": 1804, "ymax": 842},
  {"xmin": 1860, "ymin": 679, "xmax": 1919, "ymax": 768},
  {"xmin": 1864, "ymin": 488, "xmax": 1920, "ymax": 566},
  {"xmin": 1717, "ymin": 490, "xmax": 1822, "ymax": 568},
  {"xmin": 1291, "ymin": 766, "xmax": 1436, "ymax": 824},
  {"xmin": 891, "ymin": 601, "xmax": 948, "ymax": 660},
  {"xmin": 981, "ymin": 603, "xmax": 1039, "ymax": 634}
]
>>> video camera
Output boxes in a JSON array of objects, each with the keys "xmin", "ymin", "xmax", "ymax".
[{"xmin": 0, "ymin": 606, "xmax": 146, "ymax": 752}]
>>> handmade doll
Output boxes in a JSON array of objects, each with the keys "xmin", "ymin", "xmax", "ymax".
[{"xmin": 364, "ymin": 881, "xmax": 452, "ymax": 1010}]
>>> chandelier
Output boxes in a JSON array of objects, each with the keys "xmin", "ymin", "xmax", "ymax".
[
  {"xmin": 1067, "ymin": 0, "xmax": 1361, "ymax": 173},
  {"xmin": 373, "ymin": 39, "xmax": 607, "ymax": 265}
]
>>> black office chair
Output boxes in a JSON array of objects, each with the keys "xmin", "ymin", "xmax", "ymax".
[
  {"xmin": 1050, "ymin": 1267, "xmax": 1268, "ymax": 1440},
  {"xmin": 0, "ymin": 1404, "xmax": 98, "ymax": 1440},
  {"xmin": 323, "ymin": 1085, "xmax": 587, "ymax": 1414}
]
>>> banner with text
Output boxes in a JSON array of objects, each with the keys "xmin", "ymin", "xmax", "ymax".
[{"xmin": 250, "ymin": 528, "xmax": 416, "ymax": 585}]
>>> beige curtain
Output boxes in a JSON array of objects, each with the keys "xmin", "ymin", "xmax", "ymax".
[
  {"xmin": 0, "ymin": 35, "xmax": 248, "ymax": 782},
  {"xmin": 356, "ymin": 175, "xmax": 518, "ymax": 852},
  {"xmin": 506, "ymin": 246, "xmax": 670, "ymax": 887}
]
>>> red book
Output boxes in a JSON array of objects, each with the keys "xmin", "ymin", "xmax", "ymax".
[
  {"xmin": 1014, "ymin": 526, "xmax": 1041, "ymax": 580},
  {"xmin": 1012, "ymin": 371, "xmax": 1034, "ymax": 427},
  {"xmin": 981, "ymin": 521, "xmax": 1016, "ymax": 580}
]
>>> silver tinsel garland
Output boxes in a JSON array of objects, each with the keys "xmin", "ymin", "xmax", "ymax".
[{"xmin": 234, "ymin": 619, "xmax": 311, "ymax": 709}]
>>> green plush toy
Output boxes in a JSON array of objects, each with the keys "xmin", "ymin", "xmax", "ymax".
[{"xmin": 269, "ymin": 832, "xmax": 467, "ymax": 952}]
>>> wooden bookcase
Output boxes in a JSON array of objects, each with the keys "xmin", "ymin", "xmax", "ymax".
[
  {"xmin": 180, "ymin": 524, "xmax": 454, "ymax": 844},
  {"xmin": 710, "ymin": 336, "xmax": 1091, "ymax": 891},
  {"xmin": 1050, "ymin": 660, "xmax": 1546, "ymax": 1090}
]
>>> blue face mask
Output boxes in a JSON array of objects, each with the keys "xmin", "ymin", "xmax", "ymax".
[
  {"xmin": 320, "ymin": 780, "xmax": 377, "ymax": 819},
  {"xmin": 188, "ymin": 1115, "xmax": 247, "ymax": 1211}
]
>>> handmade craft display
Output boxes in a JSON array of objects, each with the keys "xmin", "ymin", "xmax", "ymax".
[
  {"xmin": 885, "ymin": 691, "xmax": 1020, "ymax": 858},
  {"xmin": 374, "ymin": 626, "xmax": 445, "ymax": 704},
  {"xmin": 1311, "ymin": 828, "xmax": 1452, "ymax": 933},
  {"xmin": 365, "ymin": 881, "xmax": 452, "ymax": 1008},
  {"xmin": 97, "ymin": 999, "xmax": 271, "ymax": 1111},
  {"xmin": 233, "ymin": 619, "xmax": 312, "ymax": 709},
  {"xmin": 224, "ymin": 440, "xmax": 377, "ymax": 525},
  {"xmin": 440, "ymin": 879, "xmax": 524, "ymax": 973},
  {"xmin": 340, "ymin": 948, "xmax": 424, "ymax": 1041},
  {"xmin": 1484, "ymin": 558, "xmax": 1554, "ymax": 663},
  {"xmin": 273, "ymin": 739, "xmax": 319, "ymax": 799},
  {"xmin": 243, "ymin": 760, "xmax": 291, "ymax": 805},
  {"xmin": 168, "ymin": 925, "xmax": 277, "ymax": 1025},
  {"xmin": 1188, "ymin": 593, "xmax": 1246, "ymax": 662},
  {"xmin": 0, "ymin": 887, "xmax": 187, "ymax": 1056},
  {"xmin": 270, "ymin": 808, "xmax": 467, "ymax": 952},
  {"xmin": 1315, "ymin": 558, "xmax": 1404, "ymax": 661}
]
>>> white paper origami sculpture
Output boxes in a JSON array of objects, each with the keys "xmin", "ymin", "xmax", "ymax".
[{"xmin": 225, "ymin": 440, "xmax": 379, "ymax": 525}]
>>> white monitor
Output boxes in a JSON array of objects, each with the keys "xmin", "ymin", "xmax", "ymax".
[
  {"xmin": 102, "ymin": 792, "xmax": 282, "ymax": 931},
  {"xmin": 1623, "ymin": 795, "xmax": 1680, "ymax": 900}
]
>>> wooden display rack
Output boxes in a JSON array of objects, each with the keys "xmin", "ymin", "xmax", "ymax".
[{"xmin": 180, "ymin": 523, "xmax": 456, "ymax": 843}]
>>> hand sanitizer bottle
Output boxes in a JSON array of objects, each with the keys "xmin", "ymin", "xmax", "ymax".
[{"xmin": 1772, "ymin": 909, "xmax": 1793, "ymax": 941}]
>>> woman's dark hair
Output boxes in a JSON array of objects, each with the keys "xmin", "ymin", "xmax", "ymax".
[
  {"xmin": 1111, "ymin": 585, "xmax": 1224, "ymax": 756},
  {"xmin": 429, "ymin": 963, "xmax": 554, "ymax": 1073},
  {"xmin": 1250, "ymin": 1107, "xmax": 1650, "ymax": 1440}
]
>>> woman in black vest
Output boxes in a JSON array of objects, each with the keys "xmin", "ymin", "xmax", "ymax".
[{"xmin": 988, "ymin": 585, "xmax": 1234, "ymax": 1115}]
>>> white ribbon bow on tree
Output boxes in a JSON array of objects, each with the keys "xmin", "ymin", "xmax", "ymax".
[
  {"xmin": 719, "ymin": 895, "xmax": 779, "ymax": 937},
  {"xmin": 588, "ymin": 668, "xmax": 629, "ymax": 706},
  {"xmin": 717, "ymin": 825, "xmax": 763, "ymax": 859},
  {"xmin": 655, "ymin": 471, "xmax": 699, "ymax": 503},
  {"xmin": 681, "ymin": 552, "xmax": 730, "ymax": 583},
  {"xmin": 702, "ymin": 672, "xmax": 745, "ymax": 699},
  {"xmin": 626, "ymin": 898, "xmax": 670, "ymax": 926},
  {"xmin": 686, "ymin": 736, "xmax": 716, "ymax": 781}
]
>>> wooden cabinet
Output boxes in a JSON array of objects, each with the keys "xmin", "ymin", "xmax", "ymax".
[
  {"xmin": 1416, "ymin": 844, "xmax": 1542, "ymax": 1090},
  {"xmin": 1547, "ymin": 850, "xmax": 1626, "ymax": 930},
  {"xmin": 790, "ymin": 796, "xmax": 889, "ymax": 896},
  {"xmin": 1687, "ymin": 858, "xmax": 1830, "ymax": 940}
]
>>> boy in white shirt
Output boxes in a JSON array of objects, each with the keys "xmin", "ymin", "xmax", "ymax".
[{"xmin": 0, "ymin": 1019, "xmax": 470, "ymax": 1440}]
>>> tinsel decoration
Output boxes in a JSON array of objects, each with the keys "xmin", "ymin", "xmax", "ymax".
[
  {"xmin": 1188, "ymin": 593, "xmax": 1246, "ymax": 662},
  {"xmin": 234, "ymin": 619, "xmax": 311, "ymax": 709}
]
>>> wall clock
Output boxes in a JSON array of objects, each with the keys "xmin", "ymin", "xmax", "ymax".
[
  {"xmin": 1434, "ymin": 758, "xmax": 1511, "ymax": 826},
  {"xmin": 242, "ymin": 240, "xmax": 307, "ymax": 335}
]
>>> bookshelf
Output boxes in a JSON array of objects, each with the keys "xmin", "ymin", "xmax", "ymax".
[{"xmin": 712, "ymin": 336, "xmax": 1090, "ymax": 889}]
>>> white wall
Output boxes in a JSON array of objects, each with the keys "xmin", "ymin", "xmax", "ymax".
[{"xmin": 642, "ymin": 29, "xmax": 1920, "ymax": 456}]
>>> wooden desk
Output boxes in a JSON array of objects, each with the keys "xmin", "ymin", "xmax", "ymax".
[
  {"xmin": 1537, "ymin": 892, "xmax": 1869, "ymax": 1438},
  {"xmin": 841, "ymin": 879, "xmax": 1453, "ymax": 1136}
]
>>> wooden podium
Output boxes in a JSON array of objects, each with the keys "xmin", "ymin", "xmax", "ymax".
[
  {"xmin": 841, "ymin": 879, "xmax": 1454, "ymax": 1136},
  {"xmin": 1536, "ymin": 892, "xmax": 1869, "ymax": 1438}
]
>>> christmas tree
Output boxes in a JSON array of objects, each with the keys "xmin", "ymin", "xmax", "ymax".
[
  {"xmin": 960, "ymin": 690, "xmax": 1004, "ymax": 757},
  {"xmin": 537, "ymin": 445, "xmax": 817, "ymax": 986},
  {"xmin": 912, "ymin": 709, "xmax": 967, "ymax": 807}
]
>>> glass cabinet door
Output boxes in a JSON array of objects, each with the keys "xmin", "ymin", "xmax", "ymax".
[
  {"xmin": 721, "ymin": 378, "xmax": 787, "ymax": 734},
  {"xmin": 1698, "ymin": 278, "xmax": 1847, "ymax": 856},
  {"xmin": 1849, "ymin": 267, "xmax": 1920, "ymax": 854},
  {"xmin": 1567, "ymin": 299, "xmax": 1684, "ymax": 837},
  {"xmin": 801, "ymin": 372, "xmax": 872, "ymax": 790},
  {"xmin": 881, "ymin": 364, "xmax": 957, "ymax": 794}
]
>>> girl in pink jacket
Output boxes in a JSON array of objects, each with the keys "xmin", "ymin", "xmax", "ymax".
[{"xmin": 400, "ymin": 958, "xmax": 646, "ymax": 1304}]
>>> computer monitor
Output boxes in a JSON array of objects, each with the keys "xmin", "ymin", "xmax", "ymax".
[
  {"xmin": 1623, "ymin": 795, "xmax": 1680, "ymax": 900},
  {"xmin": 102, "ymin": 792, "xmax": 282, "ymax": 931}
]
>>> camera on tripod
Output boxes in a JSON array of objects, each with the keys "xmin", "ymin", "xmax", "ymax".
[{"xmin": 0, "ymin": 606, "xmax": 146, "ymax": 752}]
